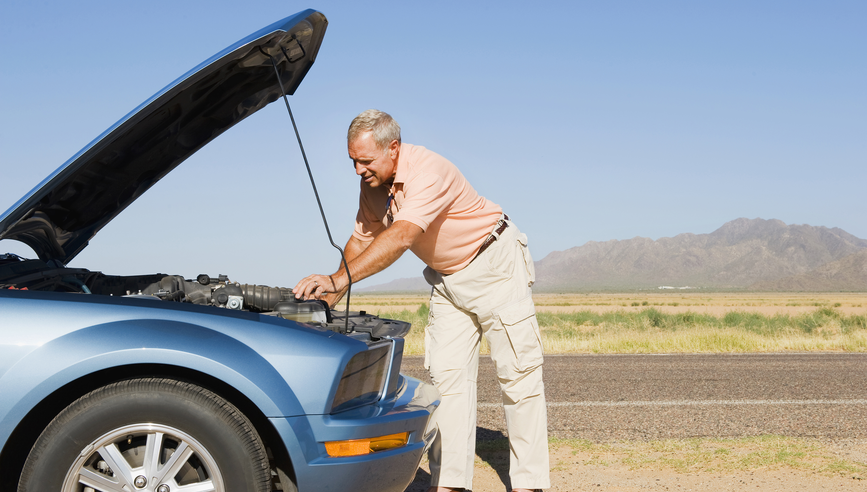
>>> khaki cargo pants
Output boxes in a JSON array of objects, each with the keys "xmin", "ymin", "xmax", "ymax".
[{"xmin": 423, "ymin": 217, "xmax": 550, "ymax": 490}]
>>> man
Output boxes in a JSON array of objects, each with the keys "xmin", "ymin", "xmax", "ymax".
[{"xmin": 294, "ymin": 109, "xmax": 549, "ymax": 492}]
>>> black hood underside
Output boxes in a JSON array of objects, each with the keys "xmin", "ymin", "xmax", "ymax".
[{"xmin": 0, "ymin": 10, "xmax": 327, "ymax": 264}]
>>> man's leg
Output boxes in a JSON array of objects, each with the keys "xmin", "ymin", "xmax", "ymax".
[
  {"xmin": 499, "ymin": 360, "xmax": 549, "ymax": 489},
  {"xmin": 444, "ymin": 221, "xmax": 551, "ymax": 490},
  {"xmin": 482, "ymin": 303, "xmax": 550, "ymax": 490},
  {"xmin": 425, "ymin": 285, "xmax": 482, "ymax": 490}
]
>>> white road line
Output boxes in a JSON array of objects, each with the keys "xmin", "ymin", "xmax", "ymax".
[{"xmin": 478, "ymin": 399, "xmax": 867, "ymax": 408}]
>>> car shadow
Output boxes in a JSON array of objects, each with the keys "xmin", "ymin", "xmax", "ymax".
[{"xmin": 403, "ymin": 426, "xmax": 512, "ymax": 492}]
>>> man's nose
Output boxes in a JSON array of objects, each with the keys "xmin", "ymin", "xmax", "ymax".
[{"xmin": 354, "ymin": 163, "xmax": 366, "ymax": 175}]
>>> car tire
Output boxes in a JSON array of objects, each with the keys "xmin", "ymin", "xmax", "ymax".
[{"xmin": 18, "ymin": 378, "xmax": 271, "ymax": 492}]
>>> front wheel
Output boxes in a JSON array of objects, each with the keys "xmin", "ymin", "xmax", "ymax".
[{"xmin": 18, "ymin": 378, "xmax": 271, "ymax": 492}]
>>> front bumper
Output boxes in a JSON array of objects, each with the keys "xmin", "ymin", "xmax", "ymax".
[{"xmin": 271, "ymin": 374, "xmax": 440, "ymax": 492}]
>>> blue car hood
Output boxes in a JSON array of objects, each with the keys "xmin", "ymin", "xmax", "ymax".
[{"xmin": 0, "ymin": 10, "xmax": 327, "ymax": 264}]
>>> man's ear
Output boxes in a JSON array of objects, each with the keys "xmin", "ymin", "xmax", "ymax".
[{"xmin": 389, "ymin": 139, "xmax": 400, "ymax": 158}]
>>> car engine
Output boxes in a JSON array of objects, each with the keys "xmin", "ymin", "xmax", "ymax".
[{"xmin": 0, "ymin": 253, "xmax": 409, "ymax": 339}]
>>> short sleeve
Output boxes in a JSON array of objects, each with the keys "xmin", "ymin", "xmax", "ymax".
[
  {"xmin": 393, "ymin": 171, "xmax": 454, "ymax": 231},
  {"xmin": 352, "ymin": 185, "xmax": 387, "ymax": 241}
]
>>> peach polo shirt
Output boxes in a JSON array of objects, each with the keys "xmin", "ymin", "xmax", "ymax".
[{"xmin": 352, "ymin": 143, "xmax": 503, "ymax": 275}]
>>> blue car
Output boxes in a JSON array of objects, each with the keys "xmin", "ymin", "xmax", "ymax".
[{"xmin": 0, "ymin": 9, "xmax": 438, "ymax": 492}]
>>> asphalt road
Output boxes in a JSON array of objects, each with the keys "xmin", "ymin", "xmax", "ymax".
[{"xmin": 401, "ymin": 353, "xmax": 867, "ymax": 440}]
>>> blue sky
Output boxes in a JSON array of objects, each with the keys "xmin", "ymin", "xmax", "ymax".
[{"xmin": 1, "ymin": 0, "xmax": 865, "ymax": 288}]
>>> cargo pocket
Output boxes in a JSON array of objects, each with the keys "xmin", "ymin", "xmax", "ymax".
[
  {"xmin": 496, "ymin": 295, "xmax": 544, "ymax": 372},
  {"xmin": 517, "ymin": 233, "xmax": 535, "ymax": 287}
]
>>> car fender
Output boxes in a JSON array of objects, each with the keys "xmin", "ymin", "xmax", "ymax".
[{"xmin": 0, "ymin": 319, "xmax": 307, "ymax": 448}]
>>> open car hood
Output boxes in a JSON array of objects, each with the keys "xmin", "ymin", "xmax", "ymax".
[{"xmin": 0, "ymin": 10, "xmax": 327, "ymax": 264}]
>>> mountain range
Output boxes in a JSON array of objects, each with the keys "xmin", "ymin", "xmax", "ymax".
[{"xmin": 358, "ymin": 218, "xmax": 867, "ymax": 292}]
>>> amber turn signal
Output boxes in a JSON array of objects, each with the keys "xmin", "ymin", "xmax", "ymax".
[{"xmin": 324, "ymin": 432, "xmax": 409, "ymax": 457}]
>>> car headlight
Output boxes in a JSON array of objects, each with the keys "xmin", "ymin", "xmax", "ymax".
[{"xmin": 331, "ymin": 344, "xmax": 390, "ymax": 413}]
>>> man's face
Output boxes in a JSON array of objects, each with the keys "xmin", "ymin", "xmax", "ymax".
[{"xmin": 349, "ymin": 131, "xmax": 398, "ymax": 188}]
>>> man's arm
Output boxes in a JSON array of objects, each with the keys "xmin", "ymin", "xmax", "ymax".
[
  {"xmin": 293, "ymin": 220, "xmax": 423, "ymax": 303},
  {"xmin": 318, "ymin": 235, "xmax": 368, "ymax": 307}
]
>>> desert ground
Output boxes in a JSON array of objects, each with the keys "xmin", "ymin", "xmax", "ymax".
[
  {"xmin": 404, "ymin": 439, "xmax": 867, "ymax": 491},
  {"xmin": 359, "ymin": 292, "xmax": 867, "ymax": 491}
]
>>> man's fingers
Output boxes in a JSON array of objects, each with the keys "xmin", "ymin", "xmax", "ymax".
[
  {"xmin": 293, "ymin": 277, "xmax": 315, "ymax": 299},
  {"xmin": 294, "ymin": 275, "xmax": 336, "ymax": 300},
  {"xmin": 306, "ymin": 281, "xmax": 319, "ymax": 299}
]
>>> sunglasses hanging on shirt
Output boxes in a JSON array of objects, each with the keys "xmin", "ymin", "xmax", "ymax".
[{"xmin": 386, "ymin": 193, "xmax": 395, "ymax": 226}]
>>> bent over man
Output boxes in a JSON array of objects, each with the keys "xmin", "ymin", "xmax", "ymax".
[{"xmin": 293, "ymin": 109, "xmax": 549, "ymax": 492}]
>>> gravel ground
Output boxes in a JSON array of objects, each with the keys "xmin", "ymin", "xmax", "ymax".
[{"xmin": 400, "ymin": 353, "xmax": 867, "ymax": 491}]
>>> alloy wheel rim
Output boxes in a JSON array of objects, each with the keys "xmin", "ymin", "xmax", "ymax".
[{"xmin": 61, "ymin": 423, "xmax": 224, "ymax": 492}]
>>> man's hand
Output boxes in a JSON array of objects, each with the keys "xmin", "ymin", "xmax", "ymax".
[
  {"xmin": 293, "ymin": 221, "xmax": 423, "ymax": 305},
  {"xmin": 292, "ymin": 273, "xmax": 343, "ymax": 302},
  {"xmin": 292, "ymin": 237, "xmax": 368, "ymax": 305}
]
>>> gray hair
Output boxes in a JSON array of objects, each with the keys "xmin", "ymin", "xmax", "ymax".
[{"xmin": 347, "ymin": 109, "xmax": 401, "ymax": 150}]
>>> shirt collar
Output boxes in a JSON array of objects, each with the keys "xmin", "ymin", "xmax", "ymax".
[{"xmin": 392, "ymin": 142, "xmax": 409, "ymax": 186}]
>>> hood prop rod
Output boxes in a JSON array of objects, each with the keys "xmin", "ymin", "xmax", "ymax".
[{"xmin": 268, "ymin": 51, "xmax": 352, "ymax": 334}]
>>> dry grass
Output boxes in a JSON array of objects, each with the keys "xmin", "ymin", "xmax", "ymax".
[
  {"xmin": 546, "ymin": 435, "xmax": 867, "ymax": 478},
  {"xmin": 532, "ymin": 292, "xmax": 867, "ymax": 316},
  {"xmin": 343, "ymin": 293, "xmax": 867, "ymax": 356}
]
